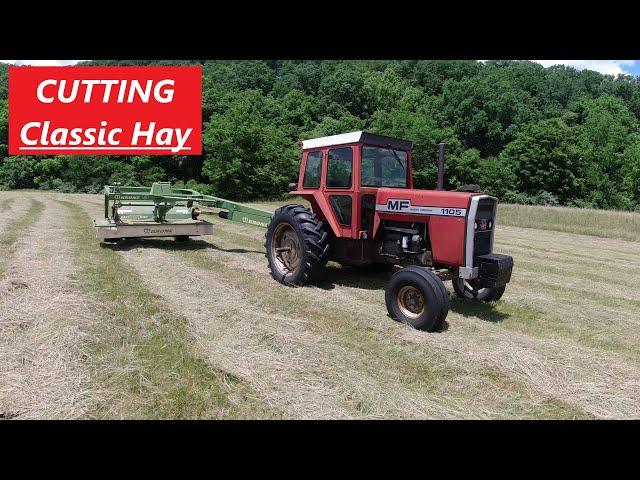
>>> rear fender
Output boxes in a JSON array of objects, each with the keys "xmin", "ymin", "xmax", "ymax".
[{"xmin": 289, "ymin": 191, "xmax": 343, "ymax": 237}]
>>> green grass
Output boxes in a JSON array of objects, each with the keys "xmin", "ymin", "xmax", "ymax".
[
  {"xmin": 56, "ymin": 199, "xmax": 280, "ymax": 419},
  {"xmin": 498, "ymin": 203, "xmax": 640, "ymax": 242}
]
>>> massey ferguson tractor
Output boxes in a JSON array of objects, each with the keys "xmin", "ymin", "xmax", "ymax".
[
  {"xmin": 264, "ymin": 131, "xmax": 513, "ymax": 331},
  {"xmin": 94, "ymin": 131, "xmax": 513, "ymax": 332}
]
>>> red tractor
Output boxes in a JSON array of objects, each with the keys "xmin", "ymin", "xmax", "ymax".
[{"xmin": 265, "ymin": 131, "xmax": 513, "ymax": 331}]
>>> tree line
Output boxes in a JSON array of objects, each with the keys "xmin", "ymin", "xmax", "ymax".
[{"xmin": 1, "ymin": 60, "xmax": 640, "ymax": 210}]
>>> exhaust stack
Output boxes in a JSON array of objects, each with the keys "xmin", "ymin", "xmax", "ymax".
[{"xmin": 437, "ymin": 141, "xmax": 445, "ymax": 191}]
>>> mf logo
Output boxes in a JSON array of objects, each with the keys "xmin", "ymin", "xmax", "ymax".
[{"xmin": 387, "ymin": 199, "xmax": 411, "ymax": 211}]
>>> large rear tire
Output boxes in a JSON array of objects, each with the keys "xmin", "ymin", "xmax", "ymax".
[
  {"xmin": 385, "ymin": 266, "xmax": 449, "ymax": 332},
  {"xmin": 265, "ymin": 204, "xmax": 330, "ymax": 286}
]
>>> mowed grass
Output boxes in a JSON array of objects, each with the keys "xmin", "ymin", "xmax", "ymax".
[
  {"xmin": 0, "ymin": 197, "xmax": 44, "ymax": 278},
  {"xmin": 196, "ymin": 197, "xmax": 640, "ymax": 418},
  {"xmin": 498, "ymin": 203, "xmax": 640, "ymax": 242},
  {"xmin": 5, "ymin": 191, "xmax": 637, "ymax": 419},
  {"xmin": 55, "ymin": 199, "xmax": 280, "ymax": 419}
]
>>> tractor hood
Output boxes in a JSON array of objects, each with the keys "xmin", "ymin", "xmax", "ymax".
[
  {"xmin": 373, "ymin": 188, "xmax": 484, "ymax": 267},
  {"xmin": 375, "ymin": 188, "xmax": 479, "ymax": 214}
]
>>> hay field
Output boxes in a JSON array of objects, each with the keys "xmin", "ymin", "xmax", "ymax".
[{"xmin": 0, "ymin": 190, "xmax": 638, "ymax": 419}]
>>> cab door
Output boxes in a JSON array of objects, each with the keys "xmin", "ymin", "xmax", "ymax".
[{"xmin": 323, "ymin": 145, "xmax": 357, "ymax": 238}]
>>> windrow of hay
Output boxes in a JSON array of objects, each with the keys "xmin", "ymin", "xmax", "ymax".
[
  {"xmin": 55, "ymin": 197, "xmax": 280, "ymax": 419},
  {"xmin": 193, "ymin": 203, "xmax": 639, "ymax": 418},
  {"xmin": 71, "ymin": 195, "xmax": 594, "ymax": 419},
  {"xmin": 24, "ymin": 192, "xmax": 639, "ymax": 419},
  {"xmin": 0, "ymin": 195, "xmax": 99, "ymax": 419}
]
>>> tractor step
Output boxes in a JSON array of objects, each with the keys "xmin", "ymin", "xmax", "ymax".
[{"xmin": 93, "ymin": 218, "xmax": 213, "ymax": 241}]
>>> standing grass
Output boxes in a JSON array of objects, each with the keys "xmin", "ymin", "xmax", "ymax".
[
  {"xmin": 250, "ymin": 198, "xmax": 640, "ymax": 242},
  {"xmin": 498, "ymin": 203, "xmax": 640, "ymax": 242},
  {"xmin": 56, "ymin": 199, "xmax": 280, "ymax": 419}
]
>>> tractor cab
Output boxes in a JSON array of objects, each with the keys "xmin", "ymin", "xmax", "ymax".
[{"xmin": 290, "ymin": 131, "xmax": 414, "ymax": 240}]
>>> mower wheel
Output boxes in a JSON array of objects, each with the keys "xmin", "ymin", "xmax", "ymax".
[
  {"xmin": 265, "ymin": 204, "xmax": 330, "ymax": 286},
  {"xmin": 385, "ymin": 266, "xmax": 449, "ymax": 332},
  {"xmin": 452, "ymin": 278, "xmax": 505, "ymax": 302}
]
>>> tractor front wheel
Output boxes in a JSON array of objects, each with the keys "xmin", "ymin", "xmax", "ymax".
[
  {"xmin": 452, "ymin": 278, "xmax": 505, "ymax": 302},
  {"xmin": 265, "ymin": 204, "xmax": 330, "ymax": 286},
  {"xmin": 385, "ymin": 266, "xmax": 449, "ymax": 332}
]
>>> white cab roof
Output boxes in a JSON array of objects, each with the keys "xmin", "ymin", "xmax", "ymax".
[{"xmin": 301, "ymin": 131, "xmax": 413, "ymax": 151}]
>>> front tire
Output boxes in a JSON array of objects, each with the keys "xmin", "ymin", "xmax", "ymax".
[
  {"xmin": 385, "ymin": 266, "xmax": 449, "ymax": 332},
  {"xmin": 265, "ymin": 204, "xmax": 330, "ymax": 286},
  {"xmin": 452, "ymin": 278, "xmax": 505, "ymax": 302}
]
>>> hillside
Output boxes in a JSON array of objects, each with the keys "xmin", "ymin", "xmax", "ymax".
[{"xmin": 1, "ymin": 60, "xmax": 640, "ymax": 211}]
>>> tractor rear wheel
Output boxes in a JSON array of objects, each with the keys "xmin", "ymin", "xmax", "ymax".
[
  {"xmin": 452, "ymin": 278, "xmax": 505, "ymax": 302},
  {"xmin": 385, "ymin": 266, "xmax": 449, "ymax": 332},
  {"xmin": 265, "ymin": 204, "xmax": 330, "ymax": 286}
]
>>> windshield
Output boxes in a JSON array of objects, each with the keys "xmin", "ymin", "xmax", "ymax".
[{"xmin": 361, "ymin": 146, "xmax": 408, "ymax": 187}]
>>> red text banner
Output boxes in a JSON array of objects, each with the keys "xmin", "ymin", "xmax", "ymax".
[{"xmin": 9, "ymin": 66, "xmax": 202, "ymax": 155}]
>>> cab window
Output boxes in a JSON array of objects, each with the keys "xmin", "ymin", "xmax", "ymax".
[
  {"xmin": 326, "ymin": 147, "xmax": 353, "ymax": 188},
  {"xmin": 361, "ymin": 146, "xmax": 408, "ymax": 187},
  {"xmin": 303, "ymin": 151, "xmax": 323, "ymax": 188}
]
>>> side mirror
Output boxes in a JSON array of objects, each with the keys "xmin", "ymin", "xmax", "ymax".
[{"xmin": 288, "ymin": 182, "xmax": 298, "ymax": 192}]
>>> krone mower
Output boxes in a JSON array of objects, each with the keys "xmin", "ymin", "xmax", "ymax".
[
  {"xmin": 93, "ymin": 181, "xmax": 272, "ymax": 242},
  {"xmin": 94, "ymin": 131, "xmax": 514, "ymax": 332}
]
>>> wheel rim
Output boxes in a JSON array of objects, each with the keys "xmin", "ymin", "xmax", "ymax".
[
  {"xmin": 397, "ymin": 285, "xmax": 426, "ymax": 319},
  {"xmin": 271, "ymin": 223, "xmax": 302, "ymax": 276}
]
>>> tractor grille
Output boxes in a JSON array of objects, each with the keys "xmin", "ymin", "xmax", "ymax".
[
  {"xmin": 473, "ymin": 197, "xmax": 497, "ymax": 262},
  {"xmin": 474, "ymin": 231, "xmax": 492, "ymax": 257}
]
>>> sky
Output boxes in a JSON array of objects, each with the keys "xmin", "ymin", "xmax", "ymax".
[{"xmin": 2, "ymin": 59, "xmax": 640, "ymax": 77}]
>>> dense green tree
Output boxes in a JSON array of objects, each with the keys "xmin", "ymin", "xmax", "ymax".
[
  {"xmin": 436, "ymin": 68, "xmax": 541, "ymax": 156},
  {"xmin": 574, "ymin": 94, "xmax": 637, "ymax": 208},
  {"xmin": 500, "ymin": 118, "xmax": 584, "ymax": 203},
  {"xmin": 271, "ymin": 61, "xmax": 326, "ymax": 96},
  {"xmin": 448, "ymin": 148, "xmax": 515, "ymax": 197},
  {"xmin": 0, "ymin": 99, "xmax": 7, "ymax": 158},
  {"xmin": 0, "ymin": 63, "xmax": 7, "ymax": 100},
  {"xmin": 2, "ymin": 60, "xmax": 640, "ymax": 210},
  {"xmin": 0, "ymin": 156, "xmax": 39, "ymax": 189},
  {"xmin": 202, "ymin": 90, "xmax": 298, "ymax": 198},
  {"xmin": 318, "ymin": 64, "xmax": 369, "ymax": 118}
]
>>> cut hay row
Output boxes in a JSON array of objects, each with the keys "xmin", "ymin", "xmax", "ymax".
[
  {"xmin": 0, "ymin": 194, "xmax": 99, "ymax": 419},
  {"xmin": 56, "ymin": 195, "xmax": 280, "ymax": 419}
]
